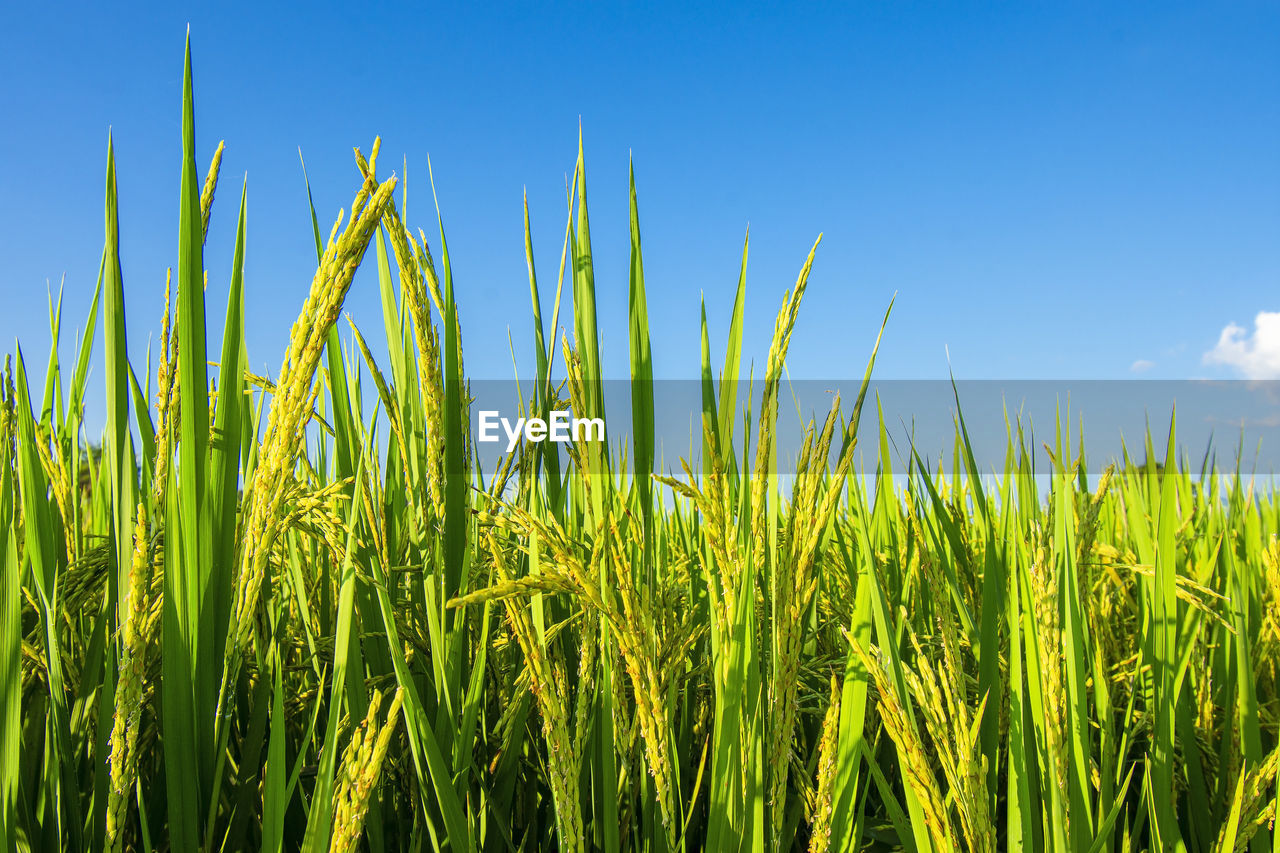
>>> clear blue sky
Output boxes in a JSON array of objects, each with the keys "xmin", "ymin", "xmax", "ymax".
[{"xmin": 2, "ymin": 2, "xmax": 1278, "ymax": 407}]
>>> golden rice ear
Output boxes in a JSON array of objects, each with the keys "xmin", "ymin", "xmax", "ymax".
[
  {"xmin": 807, "ymin": 676, "xmax": 841, "ymax": 853},
  {"xmin": 329, "ymin": 687, "xmax": 405, "ymax": 853},
  {"xmin": 199, "ymin": 141, "xmax": 224, "ymax": 241},
  {"xmin": 231, "ymin": 172, "xmax": 398, "ymax": 662}
]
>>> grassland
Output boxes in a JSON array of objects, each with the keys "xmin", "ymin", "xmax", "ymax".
[{"xmin": 0, "ymin": 42, "xmax": 1277, "ymax": 852}]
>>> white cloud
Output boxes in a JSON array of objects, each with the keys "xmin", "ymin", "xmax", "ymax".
[
  {"xmin": 1130, "ymin": 359, "xmax": 1155, "ymax": 373},
  {"xmin": 1204, "ymin": 311, "xmax": 1280, "ymax": 379}
]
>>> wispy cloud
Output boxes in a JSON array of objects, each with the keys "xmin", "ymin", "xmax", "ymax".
[
  {"xmin": 1204, "ymin": 311, "xmax": 1280, "ymax": 379},
  {"xmin": 1129, "ymin": 359, "xmax": 1155, "ymax": 373}
]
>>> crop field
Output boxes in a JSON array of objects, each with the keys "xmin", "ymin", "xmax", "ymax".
[{"xmin": 1, "ymin": 44, "xmax": 1278, "ymax": 853}]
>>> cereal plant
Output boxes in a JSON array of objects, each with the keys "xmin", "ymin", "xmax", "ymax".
[{"xmin": 1, "ymin": 40, "xmax": 1277, "ymax": 852}]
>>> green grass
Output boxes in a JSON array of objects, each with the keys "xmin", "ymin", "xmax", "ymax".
[{"xmin": 0, "ymin": 41, "xmax": 1278, "ymax": 852}]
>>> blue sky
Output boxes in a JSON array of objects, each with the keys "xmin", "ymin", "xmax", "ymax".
[{"xmin": 2, "ymin": 2, "xmax": 1278, "ymax": 405}]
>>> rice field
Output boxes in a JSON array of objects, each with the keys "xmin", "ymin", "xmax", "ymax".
[{"xmin": 1, "ymin": 42, "xmax": 1277, "ymax": 852}]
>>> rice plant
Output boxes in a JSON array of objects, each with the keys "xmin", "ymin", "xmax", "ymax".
[{"xmin": 1, "ymin": 40, "xmax": 1277, "ymax": 852}]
